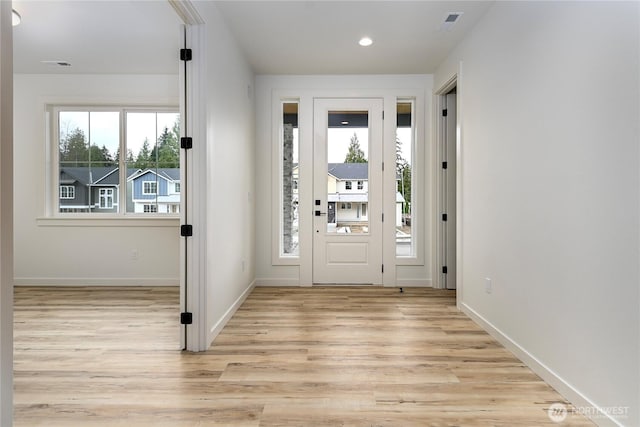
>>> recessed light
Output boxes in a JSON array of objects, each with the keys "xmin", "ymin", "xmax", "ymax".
[
  {"xmin": 358, "ymin": 37, "xmax": 373, "ymax": 47},
  {"xmin": 341, "ymin": 121, "xmax": 349, "ymax": 125},
  {"xmin": 12, "ymin": 9, "xmax": 21, "ymax": 26}
]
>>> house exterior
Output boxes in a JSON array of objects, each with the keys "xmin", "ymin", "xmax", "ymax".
[
  {"xmin": 127, "ymin": 169, "xmax": 181, "ymax": 214},
  {"xmin": 59, "ymin": 167, "xmax": 180, "ymax": 214},
  {"xmin": 59, "ymin": 166, "xmax": 121, "ymax": 213},
  {"xmin": 292, "ymin": 163, "xmax": 404, "ymax": 228}
]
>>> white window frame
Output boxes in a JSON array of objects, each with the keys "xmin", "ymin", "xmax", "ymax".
[
  {"xmin": 98, "ymin": 188, "xmax": 114, "ymax": 209},
  {"xmin": 46, "ymin": 105, "xmax": 180, "ymax": 221},
  {"xmin": 345, "ymin": 181, "xmax": 352, "ymax": 190},
  {"xmin": 174, "ymin": 182, "xmax": 181, "ymax": 193},
  {"xmin": 143, "ymin": 204, "xmax": 158, "ymax": 213},
  {"xmin": 357, "ymin": 180, "xmax": 364, "ymax": 190},
  {"xmin": 143, "ymin": 181, "xmax": 158, "ymax": 195},
  {"xmin": 59, "ymin": 185, "xmax": 75, "ymax": 199}
]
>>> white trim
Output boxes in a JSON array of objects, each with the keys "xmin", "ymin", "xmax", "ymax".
[
  {"xmin": 395, "ymin": 279, "xmax": 432, "ymax": 287},
  {"xmin": 168, "ymin": 0, "xmax": 205, "ymax": 25},
  {"xmin": 461, "ymin": 302, "xmax": 623, "ymax": 427},
  {"xmin": 14, "ymin": 277, "xmax": 179, "ymax": 286},
  {"xmin": 208, "ymin": 280, "xmax": 256, "ymax": 342},
  {"xmin": 142, "ymin": 181, "xmax": 158, "ymax": 195},
  {"xmin": 255, "ymin": 278, "xmax": 301, "ymax": 287},
  {"xmin": 182, "ymin": 23, "xmax": 208, "ymax": 352},
  {"xmin": 36, "ymin": 217, "xmax": 179, "ymax": 227},
  {"xmin": 59, "ymin": 185, "xmax": 75, "ymax": 199}
]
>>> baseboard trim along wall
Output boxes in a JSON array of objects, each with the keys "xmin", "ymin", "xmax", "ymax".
[
  {"xmin": 14, "ymin": 277, "xmax": 180, "ymax": 286},
  {"xmin": 395, "ymin": 279, "xmax": 432, "ymax": 287},
  {"xmin": 460, "ymin": 302, "xmax": 622, "ymax": 427},
  {"xmin": 255, "ymin": 278, "xmax": 301, "ymax": 287},
  {"xmin": 208, "ymin": 280, "xmax": 256, "ymax": 344}
]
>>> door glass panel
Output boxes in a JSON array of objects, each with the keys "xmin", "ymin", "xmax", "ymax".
[
  {"xmin": 281, "ymin": 101, "xmax": 299, "ymax": 256},
  {"xmin": 396, "ymin": 101, "xmax": 413, "ymax": 256},
  {"xmin": 326, "ymin": 110, "xmax": 369, "ymax": 234}
]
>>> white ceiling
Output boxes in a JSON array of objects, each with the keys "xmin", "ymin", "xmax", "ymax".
[
  {"xmin": 214, "ymin": 1, "xmax": 495, "ymax": 74},
  {"xmin": 12, "ymin": 0, "xmax": 494, "ymax": 75},
  {"xmin": 12, "ymin": 0, "xmax": 182, "ymax": 74}
]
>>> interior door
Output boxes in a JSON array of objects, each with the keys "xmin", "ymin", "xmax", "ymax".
[{"xmin": 313, "ymin": 98, "xmax": 383, "ymax": 284}]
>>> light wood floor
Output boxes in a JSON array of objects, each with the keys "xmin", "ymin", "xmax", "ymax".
[{"xmin": 14, "ymin": 286, "xmax": 592, "ymax": 426}]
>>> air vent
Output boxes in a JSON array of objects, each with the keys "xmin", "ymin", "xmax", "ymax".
[
  {"xmin": 41, "ymin": 61, "xmax": 72, "ymax": 67},
  {"xmin": 441, "ymin": 12, "xmax": 464, "ymax": 31},
  {"xmin": 445, "ymin": 13, "xmax": 461, "ymax": 23}
]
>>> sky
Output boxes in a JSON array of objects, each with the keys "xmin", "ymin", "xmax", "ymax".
[
  {"xmin": 59, "ymin": 111, "xmax": 180, "ymax": 158},
  {"xmin": 291, "ymin": 127, "xmax": 412, "ymax": 165}
]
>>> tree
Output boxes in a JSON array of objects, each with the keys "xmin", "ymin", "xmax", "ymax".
[
  {"xmin": 344, "ymin": 133, "xmax": 367, "ymax": 163},
  {"xmin": 134, "ymin": 138, "xmax": 153, "ymax": 169},
  {"xmin": 60, "ymin": 128, "xmax": 89, "ymax": 165},
  {"xmin": 396, "ymin": 135, "xmax": 411, "ymax": 214},
  {"xmin": 154, "ymin": 126, "xmax": 180, "ymax": 168}
]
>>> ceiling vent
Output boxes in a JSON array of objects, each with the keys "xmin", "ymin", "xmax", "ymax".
[{"xmin": 441, "ymin": 12, "xmax": 463, "ymax": 31}]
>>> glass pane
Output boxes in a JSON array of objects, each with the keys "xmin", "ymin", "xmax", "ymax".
[
  {"xmin": 327, "ymin": 110, "xmax": 369, "ymax": 234},
  {"xmin": 396, "ymin": 101, "xmax": 413, "ymax": 256},
  {"xmin": 281, "ymin": 102, "xmax": 299, "ymax": 256},
  {"xmin": 125, "ymin": 112, "xmax": 180, "ymax": 214},
  {"xmin": 58, "ymin": 111, "xmax": 119, "ymax": 213}
]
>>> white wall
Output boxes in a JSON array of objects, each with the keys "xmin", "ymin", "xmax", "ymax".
[
  {"xmin": 192, "ymin": 2, "xmax": 256, "ymax": 346},
  {"xmin": 13, "ymin": 74, "xmax": 181, "ymax": 286},
  {"xmin": 255, "ymin": 75, "xmax": 431, "ymax": 286},
  {"xmin": 0, "ymin": 2, "xmax": 13, "ymax": 424},
  {"xmin": 434, "ymin": 2, "xmax": 639, "ymax": 425}
]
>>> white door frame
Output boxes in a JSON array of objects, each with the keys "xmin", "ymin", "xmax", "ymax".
[
  {"xmin": 170, "ymin": 0, "xmax": 208, "ymax": 352},
  {"xmin": 312, "ymin": 98, "xmax": 384, "ymax": 285},
  {"xmin": 434, "ymin": 70, "xmax": 463, "ymax": 304}
]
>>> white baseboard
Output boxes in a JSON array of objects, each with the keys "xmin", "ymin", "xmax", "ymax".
[
  {"xmin": 460, "ymin": 302, "xmax": 624, "ymax": 427},
  {"xmin": 255, "ymin": 278, "xmax": 300, "ymax": 286},
  {"xmin": 208, "ymin": 279, "xmax": 256, "ymax": 345},
  {"xmin": 394, "ymin": 279, "xmax": 433, "ymax": 287},
  {"xmin": 14, "ymin": 277, "xmax": 179, "ymax": 286}
]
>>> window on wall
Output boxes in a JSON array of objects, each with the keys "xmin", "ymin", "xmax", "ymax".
[
  {"xmin": 396, "ymin": 100, "xmax": 415, "ymax": 257},
  {"xmin": 59, "ymin": 185, "xmax": 75, "ymax": 199},
  {"xmin": 357, "ymin": 180, "xmax": 364, "ymax": 190},
  {"xmin": 345, "ymin": 181, "xmax": 352, "ymax": 190},
  {"xmin": 54, "ymin": 107, "xmax": 180, "ymax": 215},
  {"xmin": 280, "ymin": 101, "xmax": 299, "ymax": 257}
]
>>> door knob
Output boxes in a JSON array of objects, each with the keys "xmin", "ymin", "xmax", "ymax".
[{"xmin": 315, "ymin": 210, "xmax": 327, "ymax": 216}]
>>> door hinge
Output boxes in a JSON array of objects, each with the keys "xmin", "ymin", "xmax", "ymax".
[
  {"xmin": 180, "ymin": 312, "xmax": 193, "ymax": 325},
  {"xmin": 442, "ymin": 109, "xmax": 448, "ymax": 117},
  {"xmin": 442, "ymin": 213, "xmax": 448, "ymax": 222},
  {"xmin": 180, "ymin": 137, "xmax": 193, "ymax": 149},
  {"xmin": 382, "ymin": 264, "xmax": 384, "ymax": 273},
  {"xmin": 382, "ymin": 162, "xmax": 384, "ymax": 171},
  {"xmin": 442, "ymin": 266, "xmax": 448, "ymax": 274},
  {"xmin": 181, "ymin": 224, "xmax": 193, "ymax": 237},
  {"xmin": 382, "ymin": 111, "xmax": 385, "ymax": 120},
  {"xmin": 442, "ymin": 161, "xmax": 448, "ymax": 169},
  {"xmin": 180, "ymin": 48, "xmax": 192, "ymax": 61},
  {"xmin": 382, "ymin": 213, "xmax": 384, "ymax": 222}
]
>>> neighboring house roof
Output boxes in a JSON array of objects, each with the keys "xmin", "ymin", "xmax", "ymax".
[
  {"xmin": 127, "ymin": 168, "xmax": 180, "ymax": 182},
  {"xmin": 60, "ymin": 167, "xmax": 141, "ymax": 186},
  {"xmin": 328, "ymin": 163, "xmax": 368, "ymax": 180}
]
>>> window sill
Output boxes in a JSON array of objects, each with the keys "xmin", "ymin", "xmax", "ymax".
[{"xmin": 36, "ymin": 216, "xmax": 180, "ymax": 227}]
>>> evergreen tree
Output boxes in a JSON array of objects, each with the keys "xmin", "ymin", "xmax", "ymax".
[
  {"xmin": 60, "ymin": 128, "xmax": 89, "ymax": 166},
  {"xmin": 344, "ymin": 133, "xmax": 367, "ymax": 163},
  {"xmin": 134, "ymin": 138, "xmax": 153, "ymax": 169},
  {"xmin": 155, "ymin": 126, "xmax": 180, "ymax": 168}
]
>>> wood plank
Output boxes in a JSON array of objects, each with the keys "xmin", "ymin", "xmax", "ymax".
[{"xmin": 14, "ymin": 286, "xmax": 593, "ymax": 426}]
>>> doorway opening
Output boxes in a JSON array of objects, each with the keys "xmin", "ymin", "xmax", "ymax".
[{"xmin": 437, "ymin": 81, "xmax": 458, "ymax": 290}]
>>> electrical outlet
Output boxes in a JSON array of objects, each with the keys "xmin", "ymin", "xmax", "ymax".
[{"xmin": 485, "ymin": 277, "xmax": 492, "ymax": 294}]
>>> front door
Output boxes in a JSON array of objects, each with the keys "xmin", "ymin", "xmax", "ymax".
[{"xmin": 313, "ymin": 98, "xmax": 383, "ymax": 284}]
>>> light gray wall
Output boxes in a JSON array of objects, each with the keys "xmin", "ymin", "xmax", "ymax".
[
  {"xmin": 192, "ymin": 2, "xmax": 256, "ymax": 345},
  {"xmin": 434, "ymin": 2, "xmax": 639, "ymax": 425},
  {"xmin": 0, "ymin": 2, "xmax": 13, "ymax": 424},
  {"xmin": 13, "ymin": 74, "xmax": 180, "ymax": 286}
]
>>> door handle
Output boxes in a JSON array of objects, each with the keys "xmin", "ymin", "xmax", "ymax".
[{"xmin": 315, "ymin": 210, "xmax": 327, "ymax": 216}]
